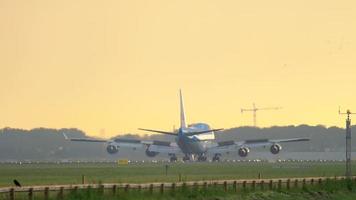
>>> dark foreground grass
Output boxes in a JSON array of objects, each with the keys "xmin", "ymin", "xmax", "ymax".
[
  {"xmin": 1, "ymin": 161, "xmax": 355, "ymax": 187},
  {"xmin": 2, "ymin": 179, "xmax": 356, "ymax": 200}
]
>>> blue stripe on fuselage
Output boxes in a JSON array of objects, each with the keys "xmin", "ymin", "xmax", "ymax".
[{"xmin": 176, "ymin": 128, "xmax": 205, "ymax": 154}]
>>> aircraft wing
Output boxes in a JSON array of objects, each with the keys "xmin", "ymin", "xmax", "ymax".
[
  {"xmin": 185, "ymin": 128, "xmax": 224, "ymax": 136},
  {"xmin": 268, "ymin": 138, "xmax": 310, "ymax": 143},
  {"xmin": 112, "ymin": 139, "xmax": 183, "ymax": 155},
  {"xmin": 146, "ymin": 141, "xmax": 182, "ymax": 154},
  {"xmin": 207, "ymin": 138, "xmax": 309, "ymax": 154},
  {"xmin": 62, "ymin": 133, "xmax": 108, "ymax": 142},
  {"xmin": 64, "ymin": 132, "xmax": 182, "ymax": 155},
  {"xmin": 238, "ymin": 138, "xmax": 309, "ymax": 148}
]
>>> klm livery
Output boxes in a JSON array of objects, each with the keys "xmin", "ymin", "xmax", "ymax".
[{"xmin": 64, "ymin": 90, "xmax": 309, "ymax": 162}]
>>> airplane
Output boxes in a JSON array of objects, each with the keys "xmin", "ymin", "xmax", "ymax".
[{"xmin": 63, "ymin": 90, "xmax": 309, "ymax": 162}]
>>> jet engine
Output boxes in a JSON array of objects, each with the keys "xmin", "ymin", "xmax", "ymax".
[
  {"xmin": 238, "ymin": 147, "xmax": 250, "ymax": 157},
  {"xmin": 145, "ymin": 147, "xmax": 159, "ymax": 157},
  {"xmin": 270, "ymin": 144, "xmax": 282, "ymax": 154},
  {"xmin": 106, "ymin": 145, "xmax": 118, "ymax": 154}
]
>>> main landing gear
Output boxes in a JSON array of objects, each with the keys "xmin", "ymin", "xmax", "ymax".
[
  {"xmin": 169, "ymin": 154, "xmax": 177, "ymax": 162},
  {"xmin": 197, "ymin": 154, "xmax": 207, "ymax": 162},
  {"xmin": 183, "ymin": 155, "xmax": 190, "ymax": 162},
  {"xmin": 179, "ymin": 154, "xmax": 217, "ymax": 162},
  {"xmin": 212, "ymin": 153, "xmax": 221, "ymax": 162}
]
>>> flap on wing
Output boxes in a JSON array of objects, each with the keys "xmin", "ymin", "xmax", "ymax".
[
  {"xmin": 270, "ymin": 138, "xmax": 310, "ymax": 143},
  {"xmin": 113, "ymin": 138, "xmax": 174, "ymax": 149},
  {"xmin": 207, "ymin": 143, "xmax": 238, "ymax": 154},
  {"xmin": 244, "ymin": 139, "xmax": 269, "ymax": 144},
  {"xmin": 114, "ymin": 138, "xmax": 141, "ymax": 144},
  {"xmin": 152, "ymin": 140, "xmax": 171, "ymax": 146},
  {"xmin": 148, "ymin": 144, "xmax": 181, "ymax": 154},
  {"xmin": 217, "ymin": 140, "xmax": 235, "ymax": 146},
  {"xmin": 63, "ymin": 133, "xmax": 107, "ymax": 143},
  {"xmin": 69, "ymin": 138, "xmax": 107, "ymax": 142},
  {"xmin": 113, "ymin": 138, "xmax": 172, "ymax": 144},
  {"xmin": 242, "ymin": 138, "xmax": 309, "ymax": 148}
]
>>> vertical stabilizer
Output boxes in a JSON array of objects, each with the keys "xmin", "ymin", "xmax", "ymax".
[{"xmin": 179, "ymin": 90, "xmax": 187, "ymax": 129}]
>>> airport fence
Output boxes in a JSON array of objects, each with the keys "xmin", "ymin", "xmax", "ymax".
[{"xmin": 0, "ymin": 176, "xmax": 355, "ymax": 200}]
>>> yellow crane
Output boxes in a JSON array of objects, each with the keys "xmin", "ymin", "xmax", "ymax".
[{"xmin": 241, "ymin": 103, "xmax": 282, "ymax": 127}]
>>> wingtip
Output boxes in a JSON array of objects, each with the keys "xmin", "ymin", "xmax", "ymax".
[
  {"xmin": 62, "ymin": 132, "xmax": 69, "ymax": 140},
  {"xmin": 299, "ymin": 138, "xmax": 310, "ymax": 141}
]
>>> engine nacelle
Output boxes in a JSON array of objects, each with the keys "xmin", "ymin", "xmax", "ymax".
[
  {"xmin": 145, "ymin": 148, "xmax": 159, "ymax": 157},
  {"xmin": 106, "ymin": 145, "xmax": 118, "ymax": 154},
  {"xmin": 238, "ymin": 147, "xmax": 250, "ymax": 157},
  {"xmin": 270, "ymin": 144, "xmax": 282, "ymax": 154}
]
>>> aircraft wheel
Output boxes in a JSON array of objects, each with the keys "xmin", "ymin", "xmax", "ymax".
[
  {"xmin": 170, "ymin": 156, "xmax": 177, "ymax": 162},
  {"xmin": 212, "ymin": 154, "xmax": 221, "ymax": 162},
  {"xmin": 183, "ymin": 156, "xmax": 190, "ymax": 162},
  {"xmin": 198, "ymin": 156, "xmax": 207, "ymax": 162}
]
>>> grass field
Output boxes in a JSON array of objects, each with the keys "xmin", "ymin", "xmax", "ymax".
[
  {"xmin": 45, "ymin": 181, "xmax": 356, "ymax": 200},
  {"xmin": 0, "ymin": 161, "xmax": 355, "ymax": 187},
  {"xmin": 2, "ymin": 177, "xmax": 356, "ymax": 200}
]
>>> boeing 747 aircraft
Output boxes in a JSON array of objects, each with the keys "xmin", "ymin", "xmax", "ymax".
[{"xmin": 64, "ymin": 90, "xmax": 309, "ymax": 162}]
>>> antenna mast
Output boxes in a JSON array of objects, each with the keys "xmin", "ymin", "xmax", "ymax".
[{"xmin": 339, "ymin": 107, "xmax": 355, "ymax": 179}]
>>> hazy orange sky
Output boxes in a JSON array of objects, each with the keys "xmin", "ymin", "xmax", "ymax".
[{"xmin": 0, "ymin": 0, "xmax": 355, "ymax": 137}]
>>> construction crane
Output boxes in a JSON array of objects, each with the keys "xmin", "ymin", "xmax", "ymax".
[{"xmin": 241, "ymin": 103, "xmax": 282, "ymax": 127}]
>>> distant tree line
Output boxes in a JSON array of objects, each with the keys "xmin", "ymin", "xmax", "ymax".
[{"xmin": 0, "ymin": 125, "xmax": 354, "ymax": 161}]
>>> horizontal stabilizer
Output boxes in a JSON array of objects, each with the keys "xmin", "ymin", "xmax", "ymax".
[
  {"xmin": 138, "ymin": 128, "xmax": 177, "ymax": 136},
  {"xmin": 185, "ymin": 128, "xmax": 224, "ymax": 136}
]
